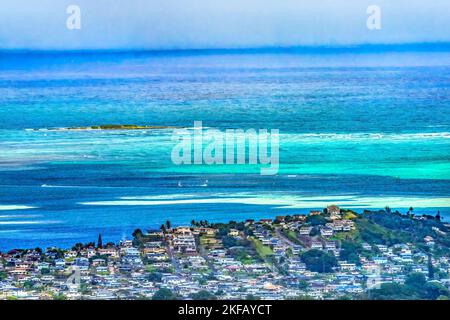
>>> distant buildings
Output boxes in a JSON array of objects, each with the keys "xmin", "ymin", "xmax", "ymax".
[{"xmin": 0, "ymin": 205, "xmax": 448, "ymax": 300}]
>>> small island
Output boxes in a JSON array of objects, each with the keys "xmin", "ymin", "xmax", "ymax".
[{"xmin": 33, "ymin": 124, "xmax": 178, "ymax": 131}]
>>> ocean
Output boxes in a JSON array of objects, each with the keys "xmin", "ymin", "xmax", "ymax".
[{"xmin": 0, "ymin": 47, "xmax": 449, "ymax": 250}]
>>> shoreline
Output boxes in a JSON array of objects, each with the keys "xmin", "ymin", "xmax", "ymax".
[
  {"xmin": 0, "ymin": 206, "xmax": 445, "ymax": 253},
  {"xmin": 1, "ymin": 205, "xmax": 448, "ymax": 300}
]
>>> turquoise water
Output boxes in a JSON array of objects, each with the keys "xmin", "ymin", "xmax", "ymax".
[{"xmin": 0, "ymin": 48, "xmax": 449, "ymax": 250}]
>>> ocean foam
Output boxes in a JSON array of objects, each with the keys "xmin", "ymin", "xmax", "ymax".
[
  {"xmin": 282, "ymin": 132, "xmax": 450, "ymax": 142},
  {"xmin": 79, "ymin": 193, "xmax": 450, "ymax": 210},
  {"xmin": 0, "ymin": 205, "xmax": 36, "ymax": 211},
  {"xmin": 0, "ymin": 220, "xmax": 60, "ymax": 225}
]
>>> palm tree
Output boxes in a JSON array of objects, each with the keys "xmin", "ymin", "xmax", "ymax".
[
  {"xmin": 165, "ymin": 220, "xmax": 171, "ymax": 230},
  {"xmin": 97, "ymin": 234, "xmax": 103, "ymax": 249},
  {"xmin": 132, "ymin": 229, "xmax": 143, "ymax": 239},
  {"xmin": 436, "ymin": 210, "xmax": 441, "ymax": 221},
  {"xmin": 428, "ymin": 254, "xmax": 435, "ymax": 279}
]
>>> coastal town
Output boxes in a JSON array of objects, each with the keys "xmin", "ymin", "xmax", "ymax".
[{"xmin": 1, "ymin": 205, "xmax": 449, "ymax": 300}]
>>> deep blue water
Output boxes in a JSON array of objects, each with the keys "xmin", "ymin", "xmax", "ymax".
[{"xmin": 0, "ymin": 48, "xmax": 449, "ymax": 250}]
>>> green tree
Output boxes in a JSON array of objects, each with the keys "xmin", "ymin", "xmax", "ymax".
[
  {"xmin": 147, "ymin": 272, "xmax": 162, "ymax": 283},
  {"xmin": 152, "ymin": 288, "xmax": 177, "ymax": 300},
  {"xmin": 132, "ymin": 228, "xmax": 144, "ymax": 239},
  {"xmin": 72, "ymin": 243, "xmax": 84, "ymax": 252},
  {"xmin": 405, "ymin": 272, "xmax": 427, "ymax": 292},
  {"xmin": 301, "ymin": 249, "xmax": 337, "ymax": 273},
  {"xmin": 132, "ymin": 228, "xmax": 145, "ymax": 246},
  {"xmin": 309, "ymin": 227, "xmax": 320, "ymax": 237},
  {"xmin": 23, "ymin": 281, "xmax": 34, "ymax": 290},
  {"xmin": 297, "ymin": 279, "xmax": 309, "ymax": 290},
  {"xmin": 340, "ymin": 241, "xmax": 361, "ymax": 265},
  {"xmin": 368, "ymin": 283, "xmax": 415, "ymax": 300},
  {"xmin": 436, "ymin": 211, "xmax": 441, "ymax": 221},
  {"xmin": 97, "ymin": 234, "xmax": 103, "ymax": 249},
  {"xmin": 306, "ymin": 215, "xmax": 327, "ymax": 226},
  {"xmin": 190, "ymin": 290, "xmax": 217, "ymax": 300},
  {"xmin": 424, "ymin": 282, "xmax": 449, "ymax": 300},
  {"xmin": 52, "ymin": 293, "xmax": 68, "ymax": 300},
  {"xmin": 222, "ymin": 236, "xmax": 238, "ymax": 248},
  {"xmin": 427, "ymin": 254, "xmax": 434, "ymax": 279}
]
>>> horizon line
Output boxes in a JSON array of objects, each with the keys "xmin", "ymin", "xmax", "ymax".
[{"xmin": 1, "ymin": 42, "xmax": 450, "ymax": 56}]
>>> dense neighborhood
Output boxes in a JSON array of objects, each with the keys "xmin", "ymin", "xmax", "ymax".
[{"xmin": 1, "ymin": 205, "xmax": 450, "ymax": 300}]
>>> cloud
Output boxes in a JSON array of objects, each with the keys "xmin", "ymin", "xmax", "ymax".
[{"xmin": 0, "ymin": 0, "xmax": 449, "ymax": 50}]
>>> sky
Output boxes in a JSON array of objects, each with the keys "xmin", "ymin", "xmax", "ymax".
[{"xmin": 0, "ymin": 0, "xmax": 449, "ymax": 50}]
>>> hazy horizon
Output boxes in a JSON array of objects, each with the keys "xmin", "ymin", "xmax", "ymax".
[
  {"xmin": 2, "ymin": 42, "xmax": 450, "ymax": 54},
  {"xmin": 1, "ymin": 0, "xmax": 449, "ymax": 50}
]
